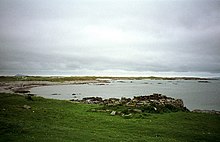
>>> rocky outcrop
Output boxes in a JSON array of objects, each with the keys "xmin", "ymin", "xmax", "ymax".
[
  {"xmin": 76, "ymin": 94, "xmax": 185, "ymax": 108},
  {"xmin": 198, "ymin": 81, "xmax": 210, "ymax": 83},
  {"xmin": 192, "ymin": 109, "xmax": 220, "ymax": 115},
  {"xmin": 82, "ymin": 97, "xmax": 103, "ymax": 104},
  {"xmin": 71, "ymin": 93, "xmax": 189, "ymax": 115},
  {"xmin": 14, "ymin": 89, "xmax": 30, "ymax": 94},
  {"xmin": 132, "ymin": 93, "xmax": 184, "ymax": 109}
]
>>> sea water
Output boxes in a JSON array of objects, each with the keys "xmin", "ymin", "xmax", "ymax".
[{"xmin": 30, "ymin": 80, "xmax": 220, "ymax": 111}]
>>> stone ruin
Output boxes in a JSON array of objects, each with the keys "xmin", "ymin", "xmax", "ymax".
[{"xmin": 71, "ymin": 93, "xmax": 189, "ymax": 115}]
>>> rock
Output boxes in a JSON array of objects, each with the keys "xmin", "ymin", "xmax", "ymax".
[
  {"xmin": 136, "ymin": 102, "xmax": 144, "ymax": 106},
  {"xmin": 25, "ymin": 94, "xmax": 33, "ymax": 101},
  {"xmin": 75, "ymin": 93, "xmax": 188, "ymax": 113},
  {"xmin": 72, "ymin": 93, "xmax": 77, "ymax": 95},
  {"xmin": 108, "ymin": 98, "xmax": 120, "ymax": 102},
  {"xmin": 14, "ymin": 90, "xmax": 30, "ymax": 93},
  {"xmin": 192, "ymin": 109, "xmax": 220, "ymax": 115},
  {"xmin": 27, "ymin": 94, "xmax": 35, "ymax": 96},
  {"xmin": 91, "ymin": 109, "xmax": 96, "ymax": 112},
  {"xmin": 51, "ymin": 93, "xmax": 61, "ymax": 95},
  {"xmin": 125, "ymin": 104, "xmax": 135, "ymax": 107},
  {"xmin": 117, "ymin": 111, "xmax": 122, "ymax": 114},
  {"xmin": 103, "ymin": 98, "xmax": 120, "ymax": 105},
  {"xmin": 198, "ymin": 81, "xmax": 210, "ymax": 83},
  {"xmin": 82, "ymin": 97, "xmax": 103, "ymax": 104},
  {"xmin": 133, "ymin": 109, "xmax": 142, "ymax": 113},
  {"xmin": 120, "ymin": 97, "xmax": 131, "ymax": 104},
  {"xmin": 96, "ymin": 83, "xmax": 106, "ymax": 85},
  {"xmin": 110, "ymin": 111, "xmax": 116, "ymax": 115},
  {"xmin": 174, "ymin": 99, "xmax": 184, "ymax": 108},
  {"xmin": 23, "ymin": 105, "xmax": 31, "ymax": 109},
  {"xmin": 122, "ymin": 113, "xmax": 132, "ymax": 119},
  {"xmin": 118, "ymin": 81, "xmax": 126, "ymax": 83}
]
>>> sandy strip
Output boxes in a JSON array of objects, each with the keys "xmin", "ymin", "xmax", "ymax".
[{"xmin": 0, "ymin": 80, "xmax": 101, "ymax": 93}]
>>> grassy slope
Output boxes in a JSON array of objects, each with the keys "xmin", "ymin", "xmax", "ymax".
[{"xmin": 0, "ymin": 93, "xmax": 219, "ymax": 142}]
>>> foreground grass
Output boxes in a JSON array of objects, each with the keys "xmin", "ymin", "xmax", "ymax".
[{"xmin": 0, "ymin": 93, "xmax": 219, "ymax": 142}]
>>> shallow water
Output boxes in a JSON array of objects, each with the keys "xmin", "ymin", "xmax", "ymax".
[{"xmin": 30, "ymin": 80, "xmax": 220, "ymax": 111}]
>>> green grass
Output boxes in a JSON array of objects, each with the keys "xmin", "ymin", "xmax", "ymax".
[{"xmin": 0, "ymin": 93, "xmax": 219, "ymax": 142}]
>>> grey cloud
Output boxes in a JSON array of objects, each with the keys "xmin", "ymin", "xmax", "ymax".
[{"xmin": 0, "ymin": 0, "xmax": 220, "ymax": 76}]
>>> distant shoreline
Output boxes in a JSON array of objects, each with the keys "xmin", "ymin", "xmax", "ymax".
[
  {"xmin": 0, "ymin": 80, "xmax": 101, "ymax": 94},
  {"xmin": 0, "ymin": 75, "xmax": 217, "ymax": 94},
  {"xmin": 0, "ymin": 75, "xmax": 217, "ymax": 82}
]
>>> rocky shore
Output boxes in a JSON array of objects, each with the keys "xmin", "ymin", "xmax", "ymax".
[
  {"xmin": 1, "ymin": 81, "xmax": 219, "ymax": 116},
  {"xmin": 0, "ymin": 81, "xmax": 51, "ymax": 93},
  {"xmin": 192, "ymin": 109, "xmax": 220, "ymax": 115},
  {"xmin": 72, "ymin": 94, "xmax": 220, "ymax": 116},
  {"xmin": 71, "ymin": 93, "xmax": 189, "ymax": 116},
  {"xmin": 73, "ymin": 93, "xmax": 185, "ymax": 108}
]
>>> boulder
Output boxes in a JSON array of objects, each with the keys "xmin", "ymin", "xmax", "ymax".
[
  {"xmin": 82, "ymin": 97, "xmax": 103, "ymax": 104},
  {"xmin": 110, "ymin": 111, "xmax": 116, "ymax": 116},
  {"xmin": 122, "ymin": 113, "xmax": 132, "ymax": 119},
  {"xmin": 133, "ymin": 109, "xmax": 142, "ymax": 113},
  {"xmin": 25, "ymin": 94, "xmax": 33, "ymax": 101},
  {"xmin": 51, "ymin": 93, "xmax": 61, "ymax": 95},
  {"xmin": 120, "ymin": 97, "xmax": 131, "ymax": 104},
  {"xmin": 174, "ymin": 99, "xmax": 184, "ymax": 108},
  {"xmin": 14, "ymin": 90, "xmax": 30, "ymax": 93},
  {"xmin": 23, "ymin": 105, "xmax": 31, "ymax": 109}
]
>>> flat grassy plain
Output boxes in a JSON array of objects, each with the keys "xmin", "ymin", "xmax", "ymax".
[{"xmin": 0, "ymin": 93, "xmax": 219, "ymax": 142}]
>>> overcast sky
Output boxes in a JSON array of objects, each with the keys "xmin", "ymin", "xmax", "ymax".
[{"xmin": 0, "ymin": 0, "xmax": 220, "ymax": 77}]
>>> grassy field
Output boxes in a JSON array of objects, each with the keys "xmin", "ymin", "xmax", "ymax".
[{"xmin": 0, "ymin": 93, "xmax": 219, "ymax": 142}]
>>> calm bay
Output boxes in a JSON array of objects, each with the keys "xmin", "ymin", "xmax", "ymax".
[{"xmin": 30, "ymin": 79, "xmax": 220, "ymax": 111}]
